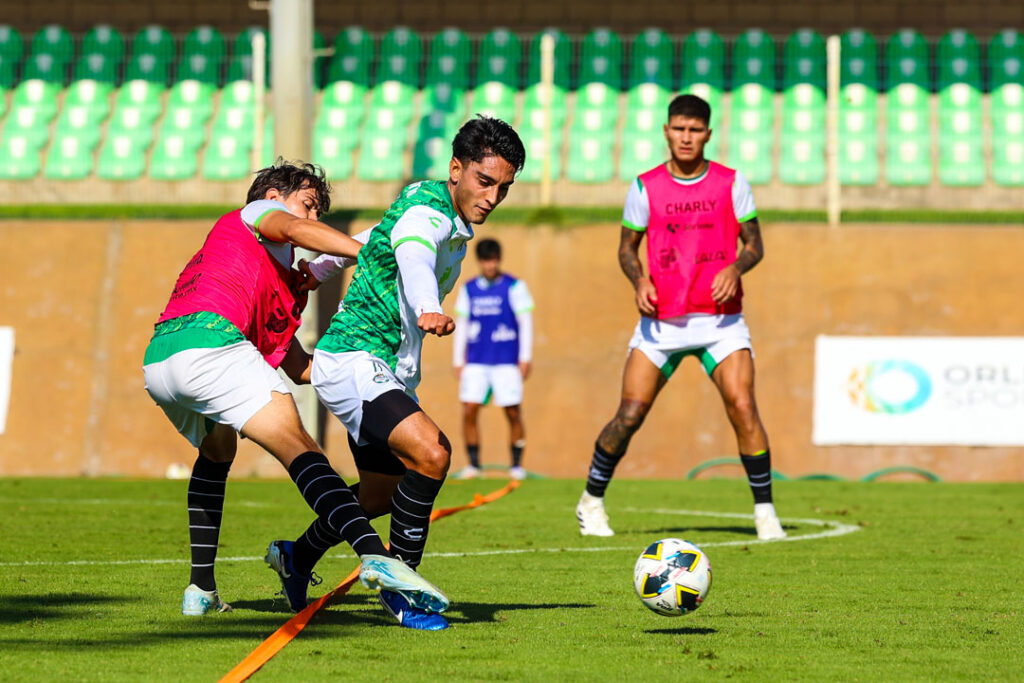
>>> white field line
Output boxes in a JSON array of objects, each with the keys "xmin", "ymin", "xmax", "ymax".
[
  {"xmin": 0, "ymin": 508, "xmax": 859, "ymax": 569},
  {"xmin": 0, "ymin": 498, "xmax": 273, "ymax": 508}
]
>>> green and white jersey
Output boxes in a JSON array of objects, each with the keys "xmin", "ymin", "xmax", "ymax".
[{"xmin": 317, "ymin": 180, "xmax": 473, "ymax": 392}]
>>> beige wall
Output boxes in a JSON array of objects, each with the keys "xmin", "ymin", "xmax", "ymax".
[{"xmin": 1, "ymin": 219, "xmax": 1022, "ymax": 481}]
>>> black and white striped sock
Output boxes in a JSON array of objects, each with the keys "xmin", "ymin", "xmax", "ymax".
[
  {"xmin": 187, "ymin": 455, "xmax": 231, "ymax": 591},
  {"xmin": 740, "ymin": 450, "xmax": 773, "ymax": 504},
  {"xmin": 389, "ymin": 470, "xmax": 444, "ymax": 569},
  {"xmin": 288, "ymin": 452, "xmax": 388, "ymax": 575},
  {"xmin": 585, "ymin": 442, "xmax": 624, "ymax": 498}
]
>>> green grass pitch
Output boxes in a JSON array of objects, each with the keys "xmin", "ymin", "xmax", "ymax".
[{"xmin": 1, "ymin": 477, "xmax": 1021, "ymax": 681}]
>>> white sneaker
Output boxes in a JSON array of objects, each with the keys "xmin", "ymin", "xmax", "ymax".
[
  {"xmin": 754, "ymin": 503, "xmax": 787, "ymax": 541},
  {"xmin": 576, "ymin": 491, "xmax": 614, "ymax": 536},
  {"xmin": 508, "ymin": 466, "xmax": 527, "ymax": 480},
  {"xmin": 181, "ymin": 584, "xmax": 232, "ymax": 616},
  {"xmin": 454, "ymin": 465, "xmax": 481, "ymax": 479}
]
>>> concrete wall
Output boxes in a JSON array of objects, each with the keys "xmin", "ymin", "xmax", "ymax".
[{"xmin": 1, "ymin": 219, "xmax": 1022, "ymax": 480}]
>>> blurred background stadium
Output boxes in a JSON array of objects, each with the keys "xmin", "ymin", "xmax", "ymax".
[{"xmin": 0, "ymin": 0, "xmax": 1022, "ymax": 481}]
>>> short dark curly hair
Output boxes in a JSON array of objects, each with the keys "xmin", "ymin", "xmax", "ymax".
[
  {"xmin": 247, "ymin": 158, "xmax": 332, "ymax": 214},
  {"xmin": 453, "ymin": 115, "xmax": 526, "ymax": 173}
]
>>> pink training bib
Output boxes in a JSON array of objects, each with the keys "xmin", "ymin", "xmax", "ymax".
[
  {"xmin": 157, "ymin": 209, "xmax": 307, "ymax": 368},
  {"xmin": 639, "ymin": 161, "xmax": 742, "ymax": 318}
]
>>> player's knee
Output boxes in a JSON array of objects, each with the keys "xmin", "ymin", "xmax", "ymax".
[
  {"xmin": 414, "ymin": 437, "xmax": 452, "ymax": 479},
  {"xmin": 725, "ymin": 393, "xmax": 758, "ymax": 422},
  {"xmin": 504, "ymin": 405, "xmax": 521, "ymax": 421},
  {"xmin": 616, "ymin": 404, "xmax": 649, "ymax": 432}
]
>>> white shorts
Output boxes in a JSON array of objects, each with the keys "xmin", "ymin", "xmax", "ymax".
[
  {"xmin": 143, "ymin": 342, "xmax": 289, "ymax": 447},
  {"xmin": 628, "ymin": 313, "xmax": 754, "ymax": 378},
  {"xmin": 459, "ymin": 363, "xmax": 524, "ymax": 407},
  {"xmin": 312, "ymin": 349, "xmax": 416, "ymax": 446}
]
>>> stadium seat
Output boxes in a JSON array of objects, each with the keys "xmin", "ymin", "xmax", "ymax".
[
  {"xmin": 988, "ymin": 29, "xmax": 1024, "ymax": 88},
  {"xmin": 149, "ymin": 131, "xmax": 201, "ymax": 180},
  {"xmin": 367, "ymin": 80, "xmax": 416, "ymax": 127},
  {"xmin": 838, "ymin": 135, "xmax": 879, "ymax": 185},
  {"xmin": 167, "ymin": 79, "xmax": 216, "ymax": 121},
  {"xmin": 517, "ymin": 133, "xmax": 563, "ymax": 182},
  {"xmin": 0, "ymin": 135, "xmax": 41, "ymax": 179},
  {"xmin": 884, "ymin": 29, "xmax": 930, "ymax": 89},
  {"xmin": 938, "ymin": 83, "xmax": 982, "ymax": 140},
  {"xmin": 411, "ymin": 133, "xmax": 452, "ymax": 180},
  {"xmin": 30, "ymin": 24, "xmax": 74, "ymax": 64},
  {"xmin": 783, "ymin": 29, "xmax": 826, "ymax": 90},
  {"xmin": 202, "ymin": 133, "xmax": 251, "ymax": 180},
  {"xmin": 992, "ymin": 139, "xmax": 1024, "ymax": 186},
  {"xmin": 314, "ymin": 105, "xmax": 362, "ymax": 147},
  {"xmin": 476, "ymin": 28, "xmax": 521, "ymax": 88},
  {"xmin": 313, "ymin": 129, "xmax": 354, "ymax": 180},
  {"xmin": 327, "ymin": 26, "xmax": 373, "ymax": 86},
  {"xmin": 629, "ymin": 28, "xmax": 674, "ymax": 89},
  {"xmin": 178, "ymin": 53, "xmax": 221, "ymax": 85},
  {"xmin": 22, "ymin": 52, "xmax": 68, "ymax": 84},
  {"xmin": 522, "ymin": 83, "xmax": 568, "ymax": 125},
  {"xmin": 97, "ymin": 133, "xmax": 147, "ymax": 179},
  {"xmin": 840, "ymin": 28, "xmax": 879, "ymax": 88},
  {"xmin": 44, "ymin": 132, "xmax": 96, "ymax": 179},
  {"xmin": 183, "ymin": 25, "xmax": 226, "ymax": 62},
  {"xmin": 321, "ymin": 79, "xmax": 366, "ymax": 126},
  {"xmin": 0, "ymin": 25, "xmax": 24, "ymax": 62},
  {"xmin": 731, "ymin": 29, "xmax": 776, "ymax": 89},
  {"xmin": 107, "ymin": 105, "xmax": 157, "ymax": 148},
  {"xmin": 469, "ymin": 81, "xmax": 517, "ymax": 122},
  {"xmin": 427, "ymin": 28, "xmax": 471, "ymax": 88},
  {"xmin": 681, "ymin": 29, "xmax": 725, "ymax": 90},
  {"xmin": 11, "ymin": 78, "xmax": 60, "ymax": 120},
  {"xmin": 211, "ymin": 105, "xmax": 254, "ymax": 149},
  {"xmin": 378, "ymin": 26, "xmax": 422, "ymax": 87},
  {"xmin": 626, "ymin": 82, "xmax": 671, "ymax": 115},
  {"xmin": 566, "ymin": 134, "xmax": 614, "ymax": 182},
  {"xmin": 527, "ymin": 28, "xmax": 571, "ymax": 88},
  {"xmin": 83, "ymin": 25, "xmax": 124, "ymax": 63},
  {"xmin": 1, "ymin": 105, "xmax": 52, "ymax": 150},
  {"xmin": 222, "ymin": 79, "xmax": 255, "ymax": 108},
  {"xmin": 936, "ymin": 29, "xmax": 981, "ymax": 90},
  {"xmin": 125, "ymin": 52, "xmax": 170, "ymax": 84},
  {"xmin": 885, "ymin": 137, "xmax": 931, "ymax": 185},
  {"xmin": 422, "ymin": 82, "xmax": 466, "ymax": 119},
  {"xmin": 0, "ymin": 54, "xmax": 16, "ymax": 88},
  {"xmin": 570, "ymin": 105, "xmax": 616, "ymax": 145},
  {"xmin": 131, "ymin": 25, "xmax": 175, "ymax": 64},
  {"xmin": 73, "ymin": 53, "xmax": 118, "ymax": 84},
  {"xmin": 939, "ymin": 137, "xmax": 985, "ymax": 186},
  {"xmin": 578, "ymin": 28, "xmax": 622, "ymax": 88},
  {"xmin": 726, "ymin": 135, "xmax": 772, "ymax": 184},
  {"xmin": 619, "ymin": 132, "xmax": 663, "ymax": 181},
  {"xmin": 356, "ymin": 132, "xmax": 406, "ymax": 180},
  {"xmin": 778, "ymin": 136, "xmax": 824, "ymax": 184},
  {"xmin": 115, "ymin": 78, "xmax": 164, "ymax": 118},
  {"xmin": 54, "ymin": 103, "xmax": 106, "ymax": 150}
]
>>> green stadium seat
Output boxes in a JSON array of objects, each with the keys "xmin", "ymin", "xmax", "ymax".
[
  {"xmin": 234, "ymin": 26, "xmax": 269, "ymax": 58},
  {"xmin": 478, "ymin": 28, "xmax": 521, "ymax": 87},
  {"xmin": 783, "ymin": 29, "xmax": 826, "ymax": 89},
  {"xmin": 44, "ymin": 132, "xmax": 96, "ymax": 179},
  {"xmin": 0, "ymin": 135, "xmax": 41, "ymax": 179},
  {"xmin": 566, "ymin": 134, "xmax": 614, "ymax": 182},
  {"xmin": 30, "ymin": 24, "xmax": 74, "ymax": 63},
  {"xmin": 840, "ymin": 29, "xmax": 879, "ymax": 88},
  {"xmin": 74, "ymin": 53, "xmax": 118, "ymax": 84},
  {"xmin": 939, "ymin": 138, "xmax": 985, "ymax": 186},
  {"xmin": 167, "ymin": 79, "xmax": 216, "ymax": 120},
  {"xmin": 115, "ymin": 79, "xmax": 164, "ymax": 117},
  {"xmin": 131, "ymin": 25, "xmax": 175, "ymax": 64},
  {"xmin": 991, "ymin": 82, "xmax": 1023, "ymax": 115},
  {"xmin": 411, "ymin": 133, "xmax": 452, "ymax": 180},
  {"xmin": 379, "ymin": 26, "xmax": 422, "ymax": 87},
  {"xmin": 619, "ymin": 131, "xmax": 664, "ymax": 181},
  {"xmin": 840, "ymin": 106, "xmax": 878, "ymax": 138},
  {"xmin": 681, "ymin": 29, "xmax": 725, "ymax": 89},
  {"xmin": 992, "ymin": 140, "xmax": 1024, "ymax": 186},
  {"xmin": 629, "ymin": 28, "xmax": 674, "ymax": 89},
  {"xmin": 313, "ymin": 129, "xmax": 354, "ymax": 180},
  {"xmin": 367, "ymin": 80, "xmax": 416, "ymax": 126},
  {"xmin": 107, "ymin": 105, "xmax": 157, "ymax": 147},
  {"xmin": 149, "ymin": 132, "xmax": 200, "ymax": 180},
  {"xmin": 732, "ymin": 29, "xmax": 776, "ymax": 88},
  {"xmin": 314, "ymin": 105, "xmax": 362, "ymax": 146},
  {"xmin": 0, "ymin": 84, "xmax": 6, "ymax": 119},
  {"xmin": 838, "ymin": 135, "xmax": 879, "ymax": 185},
  {"xmin": 427, "ymin": 28, "xmax": 471, "ymax": 88},
  {"xmin": 576, "ymin": 81, "xmax": 618, "ymax": 114},
  {"xmin": 327, "ymin": 27, "xmax": 373, "ymax": 87},
  {"xmin": 178, "ymin": 53, "xmax": 221, "ymax": 85},
  {"xmin": 184, "ymin": 25, "xmax": 226, "ymax": 61},
  {"xmin": 726, "ymin": 135, "xmax": 772, "ymax": 184},
  {"xmin": 0, "ymin": 25, "xmax": 24, "ymax": 62},
  {"xmin": 622, "ymin": 106, "xmax": 662, "ymax": 138},
  {"xmin": 202, "ymin": 133, "xmax": 251, "ymax": 180},
  {"xmin": 626, "ymin": 82, "xmax": 670, "ymax": 114},
  {"xmin": 578, "ymin": 28, "xmax": 622, "ymax": 88},
  {"xmin": 517, "ymin": 133, "xmax": 563, "ymax": 182},
  {"xmin": 888, "ymin": 82, "xmax": 929, "ymax": 112},
  {"xmin": 226, "ymin": 55, "xmax": 257, "ymax": 83},
  {"xmin": 356, "ymin": 132, "xmax": 406, "ymax": 180},
  {"xmin": 885, "ymin": 137, "xmax": 931, "ymax": 185},
  {"xmin": 841, "ymin": 82, "xmax": 877, "ymax": 112},
  {"xmin": 54, "ymin": 104, "xmax": 106, "ymax": 150},
  {"xmin": 938, "ymin": 83, "xmax": 982, "ymax": 141},
  {"xmin": 11, "ymin": 78, "xmax": 60, "ymax": 120},
  {"xmin": 125, "ymin": 52, "xmax": 170, "ymax": 84},
  {"xmin": 470, "ymin": 81, "xmax": 516, "ymax": 122},
  {"xmin": 211, "ymin": 105, "xmax": 254, "ymax": 149},
  {"xmin": 222, "ymin": 79, "xmax": 255, "ymax": 108},
  {"xmin": 522, "ymin": 83, "xmax": 568, "ymax": 123},
  {"xmin": 884, "ymin": 29, "xmax": 930, "ymax": 89},
  {"xmin": 422, "ymin": 82, "xmax": 465, "ymax": 119},
  {"xmin": 97, "ymin": 133, "xmax": 147, "ymax": 179},
  {"xmin": 527, "ymin": 28, "xmax": 571, "ymax": 88},
  {"xmin": 159, "ymin": 104, "xmax": 210, "ymax": 149},
  {"xmin": 1, "ymin": 106, "xmax": 52, "ymax": 150},
  {"xmin": 936, "ymin": 29, "xmax": 980, "ymax": 90},
  {"xmin": 83, "ymin": 25, "xmax": 125, "ymax": 63},
  {"xmin": 778, "ymin": 136, "xmax": 824, "ymax": 184},
  {"xmin": 988, "ymin": 29, "xmax": 1024, "ymax": 88},
  {"xmin": 0, "ymin": 54, "xmax": 16, "ymax": 88},
  {"xmin": 22, "ymin": 53, "xmax": 68, "ymax": 84},
  {"xmin": 570, "ymin": 105, "xmax": 616, "ymax": 144}
]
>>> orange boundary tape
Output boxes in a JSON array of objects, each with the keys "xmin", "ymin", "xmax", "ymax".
[{"xmin": 218, "ymin": 480, "xmax": 520, "ymax": 683}]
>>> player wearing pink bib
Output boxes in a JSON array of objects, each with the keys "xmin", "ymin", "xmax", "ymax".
[
  {"xmin": 575, "ymin": 95, "xmax": 786, "ymax": 541},
  {"xmin": 143, "ymin": 161, "xmax": 449, "ymax": 619}
]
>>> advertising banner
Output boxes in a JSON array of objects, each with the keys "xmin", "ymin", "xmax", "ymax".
[
  {"xmin": 813, "ymin": 335, "xmax": 1024, "ymax": 445},
  {"xmin": 0, "ymin": 327, "xmax": 12, "ymax": 435}
]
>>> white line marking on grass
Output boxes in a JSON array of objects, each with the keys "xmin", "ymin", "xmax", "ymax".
[
  {"xmin": 0, "ymin": 498, "xmax": 273, "ymax": 508},
  {"xmin": 0, "ymin": 509, "xmax": 859, "ymax": 568}
]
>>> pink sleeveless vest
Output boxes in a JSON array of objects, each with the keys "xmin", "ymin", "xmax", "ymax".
[
  {"xmin": 158, "ymin": 209, "xmax": 306, "ymax": 368},
  {"xmin": 639, "ymin": 161, "xmax": 742, "ymax": 318}
]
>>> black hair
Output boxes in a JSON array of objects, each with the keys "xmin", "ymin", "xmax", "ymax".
[
  {"xmin": 247, "ymin": 158, "xmax": 332, "ymax": 214},
  {"xmin": 667, "ymin": 94, "xmax": 712, "ymax": 125},
  {"xmin": 452, "ymin": 115, "xmax": 526, "ymax": 173},
  {"xmin": 475, "ymin": 238, "xmax": 502, "ymax": 260}
]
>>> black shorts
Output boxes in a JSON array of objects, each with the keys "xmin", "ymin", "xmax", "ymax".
[{"xmin": 349, "ymin": 389, "xmax": 419, "ymax": 475}]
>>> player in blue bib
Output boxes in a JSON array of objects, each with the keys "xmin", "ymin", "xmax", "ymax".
[{"xmin": 452, "ymin": 239, "xmax": 535, "ymax": 479}]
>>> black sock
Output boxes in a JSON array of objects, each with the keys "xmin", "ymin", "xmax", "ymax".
[
  {"xmin": 389, "ymin": 470, "xmax": 445, "ymax": 569},
  {"xmin": 466, "ymin": 444, "xmax": 480, "ymax": 468},
  {"xmin": 740, "ymin": 450, "xmax": 773, "ymax": 504},
  {"xmin": 510, "ymin": 440, "xmax": 524, "ymax": 468},
  {"xmin": 288, "ymin": 452, "xmax": 388, "ymax": 575},
  {"xmin": 187, "ymin": 454, "xmax": 231, "ymax": 591},
  {"xmin": 585, "ymin": 442, "xmax": 624, "ymax": 497}
]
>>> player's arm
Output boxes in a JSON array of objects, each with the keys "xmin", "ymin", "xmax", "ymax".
[
  {"xmin": 257, "ymin": 211, "xmax": 363, "ymax": 259},
  {"xmin": 394, "ymin": 241, "xmax": 454, "ymax": 337},
  {"xmin": 619, "ymin": 227, "xmax": 658, "ymax": 316},
  {"xmin": 511, "ymin": 280, "xmax": 535, "ymax": 378},
  {"xmin": 452, "ymin": 286, "xmax": 469, "ymax": 376},
  {"xmin": 279, "ymin": 337, "xmax": 312, "ymax": 384},
  {"xmin": 298, "ymin": 227, "xmax": 374, "ymax": 292},
  {"xmin": 710, "ymin": 217, "xmax": 762, "ymax": 305}
]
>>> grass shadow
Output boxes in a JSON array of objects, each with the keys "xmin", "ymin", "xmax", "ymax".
[
  {"xmin": 0, "ymin": 592, "xmax": 137, "ymax": 624},
  {"xmin": 644, "ymin": 626, "xmax": 717, "ymax": 635},
  {"xmin": 638, "ymin": 525, "xmax": 759, "ymax": 536}
]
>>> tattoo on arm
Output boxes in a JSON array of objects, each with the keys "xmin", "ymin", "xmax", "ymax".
[
  {"xmin": 733, "ymin": 218, "xmax": 764, "ymax": 274},
  {"xmin": 618, "ymin": 227, "xmax": 646, "ymax": 286}
]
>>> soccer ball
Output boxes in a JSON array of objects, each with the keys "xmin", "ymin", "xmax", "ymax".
[{"xmin": 633, "ymin": 538, "xmax": 712, "ymax": 616}]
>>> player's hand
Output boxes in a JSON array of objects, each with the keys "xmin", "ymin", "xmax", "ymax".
[
  {"xmin": 519, "ymin": 361, "xmax": 532, "ymax": 379},
  {"xmin": 297, "ymin": 258, "xmax": 322, "ymax": 292},
  {"xmin": 711, "ymin": 265, "xmax": 741, "ymax": 304},
  {"xmin": 454, "ymin": 365, "xmax": 463, "ymax": 379},
  {"xmin": 418, "ymin": 312, "xmax": 455, "ymax": 336},
  {"xmin": 634, "ymin": 278, "xmax": 658, "ymax": 316}
]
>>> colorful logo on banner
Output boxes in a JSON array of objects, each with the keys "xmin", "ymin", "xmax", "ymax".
[{"xmin": 847, "ymin": 360, "xmax": 933, "ymax": 414}]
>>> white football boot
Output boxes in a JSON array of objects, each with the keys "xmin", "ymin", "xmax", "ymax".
[
  {"xmin": 576, "ymin": 491, "xmax": 615, "ymax": 536},
  {"xmin": 181, "ymin": 584, "xmax": 232, "ymax": 616},
  {"xmin": 754, "ymin": 503, "xmax": 787, "ymax": 541},
  {"xmin": 453, "ymin": 465, "xmax": 482, "ymax": 480}
]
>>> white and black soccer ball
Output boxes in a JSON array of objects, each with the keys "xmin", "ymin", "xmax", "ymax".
[{"xmin": 633, "ymin": 538, "xmax": 712, "ymax": 616}]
